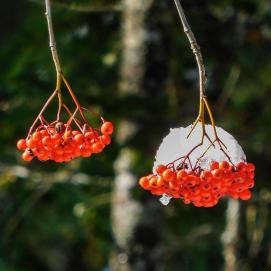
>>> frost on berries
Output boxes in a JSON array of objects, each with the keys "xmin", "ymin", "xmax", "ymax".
[{"xmin": 139, "ymin": 124, "xmax": 255, "ymax": 208}]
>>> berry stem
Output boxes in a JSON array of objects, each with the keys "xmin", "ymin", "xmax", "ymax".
[
  {"xmin": 61, "ymin": 74, "xmax": 90, "ymax": 125},
  {"xmin": 27, "ymin": 90, "xmax": 58, "ymax": 137},
  {"xmin": 173, "ymin": 0, "xmax": 206, "ymax": 100},
  {"xmin": 173, "ymin": 0, "xmax": 232, "ymax": 165},
  {"xmin": 56, "ymin": 73, "xmax": 63, "ymax": 121},
  {"xmin": 45, "ymin": 0, "xmax": 63, "ymax": 121},
  {"xmin": 45, "ymin": 0, "xmax": 62, "ymax": 74}
]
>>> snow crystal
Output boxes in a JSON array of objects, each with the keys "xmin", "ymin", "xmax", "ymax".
[{"xmin": 159, "ymin": 194, "xmax": 172, "ymax": 206}]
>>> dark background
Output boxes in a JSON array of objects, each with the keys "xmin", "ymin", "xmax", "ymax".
[{"xmin": 0, "ymin": 0, "xmax": 270, "ymax": 270}]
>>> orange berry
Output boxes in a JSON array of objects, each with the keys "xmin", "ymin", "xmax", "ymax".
[
  {"xmin": 101, "ymin": 121, "xmax": 114, "ymax": 135},
  {"xmin": 183, "ymin": 199, "xmax": 191, "ymax": 205},
  {"xmin": 236, "ymin": 162, "xmax": 246, "ymax": 171},
  {"xmin": 248, "ymin": 172, "xmax": 255, "ymax": 179},
  {"xmin": 229, "ymin": 190, "xmax": 239, "ymax": 199},
  {"xmin": 63, "ymin": 131, "xmax": 72, "ymax": 141},
  {"xmin": 246, "ymin": 163, "xmax": 255, "ymax": 172},
  {"xmin": 239, "ymin": 190, "xmax": 252, "ymax": 200},
  {"xmin": 149, "ymin": 176, "xmax": 158, "ymax": 188},
  {"xmin": 17, "ymin": 139, "xmax": 27, "ymax": 150},
  {"xmin": 81, "ymin": 150, "xmax": 92, "ymax": 158},
  {"xmin": 42, "ymin": 136, "xmax": 52, "ymax": 146},
  {"xmin": 26, "ymin": 138, "xmax": 37, "ymax": 148},
  {"xmin": 22, "ymin": 150, "xmax": 33, "ymax": 162},
  {"xmin": 156, "ymin": 164, "xmax": 167, "ymax": 175},
  {"xmin": 219, "ymin": 161, "xmax": 230, "ymax": 170},
  {"xmin": 40, "ymin": 129, "xmax": 48, "ymax": 136},
  {"xmin": 32, "ymin": 132, "xmax": 42, "ymax": 142},
  {"xmin": 151, "ymin": 188, "xmax": 164, "ymax": 196},
  {"xmin": 162, "ymin": 169, "xmax": 176, "ymax": 182},
  {"xmin": 74, "ymin": 134, "xmax": 84, "ymax": 144},
  {"xmin": 169, "ymin": 181, "xmax": 179, "ymax": 190},
  {"xmin": 139, "ymin": 176, "xmax": 150, "ymax": 189},
  {"xmin": 212, "ymin": 169, "xmax": 224, "ymax": 178},
  {"xmin": 51, "ymin": 133, "xmax": 61, "ymax": 142},
  {"xmin": 176, "ymin": 170, "xmax": 187, "ymax": 182},
  {"xmin": 84, "ymin": 131, "xmax": 97, "ymax": 140},
  {"xmin": 100, "ymin": 135, "xmax": 111, "ymax": 145},
  {"xmin": 92, "ymin": 142, "xmax": 104, "ymax": 153},
  {"xmin": 156, "ymin": 176, "xmax": 165, "ymax": 187},
  {"xmin": 72, "ymin": 130, "xmax": 81, "ymax": 136},
  {"xmin": 200, "ymin": 170, "xmax": 213, "ymax": 180},
  {"xmin": 245, "ymin": 179, "xmax": 255, "ymax": 188},
  {"xmin": 54, "ymin": 146, "xmax": 64, "ymax": 156},
  {"xmin": 210, "ymin": 161, "xmax": 219, "ymax": 170}
]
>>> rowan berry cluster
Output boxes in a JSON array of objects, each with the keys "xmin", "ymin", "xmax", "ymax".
[
  {"xmin": 17, "ymin": 121, "xmax": 113, "ymax": 163},
  {"xmin": 139, "ymin": 161, "xmax": 255, "ymax": 207}
]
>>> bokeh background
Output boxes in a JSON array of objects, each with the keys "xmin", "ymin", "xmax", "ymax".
[{"xmin": 0, "ymin": 0, "xmax": 271, "ymax": 270}]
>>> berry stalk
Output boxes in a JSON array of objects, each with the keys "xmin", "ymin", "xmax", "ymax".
[
  {"xmin": 45, "ymin": 0, "xmax": 63, "ymax": 119},
  {"xmin": 173, "ymin": 0, "xmax": 231, "ymax": 163}
]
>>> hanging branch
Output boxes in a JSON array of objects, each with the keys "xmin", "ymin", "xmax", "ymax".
[
  {"xmin": 45, "ymin": 0, "xmax": 63, "ymax": 120},
  {"xmin": 45, "ymin": 0, "xmax": 62, "ymax": 74},
  {"xmin": 173, "ymin": 0, "xmax": 206, "ymax": 100},
  {"xmin": 172, "ymin": 0, "xmax": 232, "ymax": 163}
]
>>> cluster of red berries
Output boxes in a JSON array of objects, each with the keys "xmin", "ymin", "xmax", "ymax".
[
  {"xmin": 139, "ymin": 161, "xmax": 255, "ymax": 207},
  {"xmin": 17, "ymin": 121, "xmax": 114, "ymax": 163}
]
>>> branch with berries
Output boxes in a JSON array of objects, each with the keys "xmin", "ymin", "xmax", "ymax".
[
  {"xmin": 17, "ymin": 0, "xmax": 114, "ymax": 163},
  {"xmin": 138, "ymin": 0, "xmax": 256, "ymax": 207}
]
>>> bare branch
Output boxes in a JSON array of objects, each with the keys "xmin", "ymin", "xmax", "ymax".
[
  {"xmin": 45, "ymin": 0, "xmax": 62, "ymax": 74},
  {"xmin": 173, "ymin": 0, "xmax": 207, "ymax": 99}
]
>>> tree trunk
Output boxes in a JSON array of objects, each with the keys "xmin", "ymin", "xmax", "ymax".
[
  {"xmin": 221, "ymin": 199, "xmax": 240, "ymax": 271},
  {"xmin": 110, "ymin": 1, "xmax": 161, "ymax": 271}
]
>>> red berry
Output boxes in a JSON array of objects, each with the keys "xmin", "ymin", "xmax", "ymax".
[
  {"xmin": 101, "ymin": 122, "xmax": 114, "ymax": 135},
  {"xmin": 236, "ymin": 162, "xmax": 246, "ymax": 171},
  {"xmin": 63, "ymin": 131, "xmax": 72, "ymax": 141},
  {"xmin": 149, "ymin": 176, "xmax": 158, "ymax": 188},
  {"xmin": 100, "ymin": 135, "xmax": 111, "ymax": 145},
  {"xmin": 26, "ymin": 138, "xmax": 37, "ymax": 148},
  {"xmin": 156, "ymin": 164, "xmax": 167, "ymax": 175},
  {"xmin": 32, "ymin": 132, "xmax": 42, "ymax": 142},
  {"xmin": 22, "ymin": 150, "xmax": 33, "ymax": 162},
  {"xmin": 200, "ymin": 170, "xmax": 213, "ymax": 180},
  {"xmin": 212, "ymin": 169, "xmax": 224, "ymax": 178},
  {"xmin": 74, "ymin": 134, "xmax": 84, "ymax": 144},
  {"xmin": 239, "ymin": 190, "xmax": 252, "ymax": 200},
  {"xmin": 92, "ymin": 142, "xmax": 104, "ymax": 153},
  {"xmin": 139, "ymin": 177, "xmax": 150, "ymax": 189},
  {"xmin": 210, "ymin": 161, "xmax": 219, "ymax": 170},
  {"xmin": 162, "ymin": 169, "xmax": 176, "ymax": 182},
  {"xmin": 85, "ymin": 131, "xmax": 97, "ymax": 140},
  {"xmin": 156, "ymin": 176, "xmax": 165, "ymax": 187},
  {"xmin": 177, "ymin": 169, "xmax": 187, "ymax": 180},
  {"xmin": 42, "ymin": 136, "xmax": 53, "ymax": 146},
  {"xmin": 219, "ymin": 161, "xmax": 230, "ymax": 170},
  {"xmin": 17, "ymin": 139, "xmax": 27, "ymax": 150},
  {"xmin": 246, "ymin": 163, "xmax": 255, "ymax": 172},
  {"xmin": 81, "ymin": 150, "xmax": 92, "ymax": 158}
]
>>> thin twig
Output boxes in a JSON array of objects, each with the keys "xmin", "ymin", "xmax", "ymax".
[
  {"xmin": 45, "ymin": 0, "xmax": 62, "ymax": 74},
  {"xmin": 173, "ymin": 0, "xmax": 207, "ymax": 100},
  {"xmin": 27, "ymin": 90, "xmax": 58, "ymax": 137}
]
